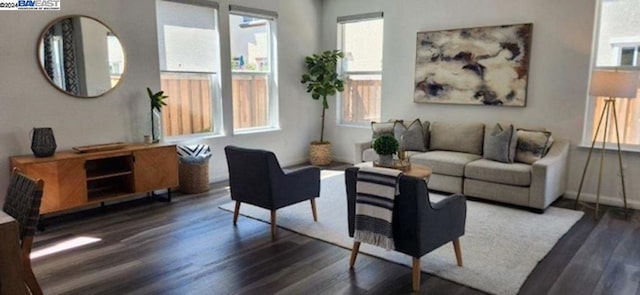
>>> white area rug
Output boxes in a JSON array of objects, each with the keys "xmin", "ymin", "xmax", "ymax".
[{"xmin": 220, "ymin": 171, "xmax": 583, "ymax": 295}]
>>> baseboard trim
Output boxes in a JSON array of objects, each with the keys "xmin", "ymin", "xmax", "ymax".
[
  {"xmin": 563, "ymin": 191, "xmax": 640, "ymax": 210},
  {"xmin": 208, "ymin": 157, "xmax": 308, "ymax": 184},
  {"xmin": 332, "ymin": 155, "xmax": 353, "ymax": 164}
]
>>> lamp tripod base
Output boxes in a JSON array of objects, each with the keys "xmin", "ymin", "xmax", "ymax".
[{"xmin": 574, "ymin": 98, "xmax": 628, "ymax": 220}]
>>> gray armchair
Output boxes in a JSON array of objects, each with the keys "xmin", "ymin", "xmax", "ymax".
[
  {"xmin": 224, "ymin": 146, "xmax": 320, "ymax": 240},
  {"xmin": 345, "ymin": 167, "xmax": 467, "ymax": 292}
]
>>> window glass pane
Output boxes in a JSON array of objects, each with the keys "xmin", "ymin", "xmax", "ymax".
[
  {"xmin": 620, "ymin": 47, "xmax": 635, "ymax": 66},
  {"xmin": 230, "ymin": 14, "xmax": 270, "ymax": 72},
  {"xmin": 342, "ymin": 74, "xmax": 382, "ymax": 125},
  {"xmin": 157, "ymin": 1, "xmax": 219, "ymax": 72},
  {"xmin": 160, "ymin": 73, "xmax": 215, "ymax": 136},
  {"xmin": 339, "ymin": 17, "xmax": 383, "ymax": 125},
  {"xmin": 589, "ymin": 0, "xmax": 640, "ymax": 145},
  {"xmin": 230, "ymin": 13, "xmax": 274, "ymax": 130},
  {"xmin": 342, "ymin": 19, "xmax": 383, "ymax": 72},
  {"xmin": 594, "ymin": 0, "xmax": 640, "ymax": 67},
  {"xmin": 156, "ymin": 1, "xmax": 220, "ymax": 137}
]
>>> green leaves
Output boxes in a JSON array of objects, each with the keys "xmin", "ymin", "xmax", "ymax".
[
  {"xmin": 300, "ymin": 50, "xmax": 345, "ymax": 110},
  {"xmin": 147, "ymin": 87, "xmax": 168, "ymax": 112},
  {"xmin": 373, "ymin": 135, "xmax": 399, "ymax": 155}
]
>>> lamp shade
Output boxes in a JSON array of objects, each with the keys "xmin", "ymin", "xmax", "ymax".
[{"xmin": 589, "ymin": 70, "xmax": 639, "ymax": 98}]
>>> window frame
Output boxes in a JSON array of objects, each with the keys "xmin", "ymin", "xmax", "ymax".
[
  {"xmin": 582, "ymin": 0, "xmax": 640, "ymax": 150},
  {"xmin": 336, "ymin": 13, "xmax": 384, "ymax": 128},
  {"xmin": 229, "ymin": 9, "xmax": 279, "ymax": 134},
  {"xmin": 156, "ymin": 0, "xmax": 224, "ymax": 140}
]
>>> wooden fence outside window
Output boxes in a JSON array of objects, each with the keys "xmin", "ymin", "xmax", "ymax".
[
  {"xmin": 159, "ymin": 72, "xmax": 269, "ymax": 136},
  {"xmin": 341, "ymin": 78, "xmax": 381, "ymax": 124}
]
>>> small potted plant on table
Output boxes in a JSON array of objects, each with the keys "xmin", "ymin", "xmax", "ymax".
[{"xmin": 373, "ymin": 135, "xmax": 399, "ymax": 166}]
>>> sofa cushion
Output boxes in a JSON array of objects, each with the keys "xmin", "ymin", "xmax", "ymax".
[
  {"xmin": 363, "ymin": 148, "xmax": 421, "ymax": 162},
  {"xmin": 394, "ymin": 119, "xmax": 426, "ymax": 152},
  {"xmin": 411, "ymin": 151, "xmax": 481, "ymax": 177},
  {"xmin": 465, "ymin": 159, "xmax": 531, "ymax": 186},
  {"xmin": 515, "ymin": 129, "xmax": 553, "ymax": 164},
  {"xmin": 371, "ymin": 121, "xmax": 395, "ymax": 141},
  {"xmin": 430, "ymin": 122, "xmax": 484, "ymax": 155},
  {"xmin": 484, "ymin": 123, "xmax": 518, "ymax": 163},
  {"xmin": 421, "ymin": 120, "xmax": 430, "ymax": 150},
  {"xmin": 362, "ymin": 148, "xmax": 378, "ymax": 162}
]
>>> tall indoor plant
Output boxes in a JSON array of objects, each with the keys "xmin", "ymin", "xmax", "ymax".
[
  {"xmin": 301, "ymin": 50, "xmax": 344, "ymax": 165},
  {"xmin": 147, "ymin": 87, "xmax": 168, "ymax": 143}
]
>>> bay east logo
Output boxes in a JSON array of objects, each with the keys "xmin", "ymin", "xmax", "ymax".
[{"xmin": 0, "ymin": 0, "xmax": 60, "ymax": 10}]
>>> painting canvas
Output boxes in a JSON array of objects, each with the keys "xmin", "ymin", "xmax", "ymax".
[{"xmin": 414, "ymin": 23, "xmax": 532, "ymax": 106}]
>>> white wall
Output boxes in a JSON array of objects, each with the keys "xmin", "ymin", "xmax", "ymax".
[
  {"xmin": 322, "ymin": 0, "xmax": 640, "ymax": 209},
  {"xmin": 0, "ymin": 0, "xmax": 322, "ymax": 204}
]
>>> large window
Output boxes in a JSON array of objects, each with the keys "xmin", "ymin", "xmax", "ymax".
[
  {"xmin": 586, "ymin": 0, "xmax": 640, "ymax": 146},
  {"xmin": 156, "ymin": 0, "xmax": 222, "ymax": 138},
  {"xmin": 337, "ymin": 13, "xmax": 383, "ymax": 126},
  {"xmin": 229, "ymin": 6, "xmax": 278, "ymax": 132}
]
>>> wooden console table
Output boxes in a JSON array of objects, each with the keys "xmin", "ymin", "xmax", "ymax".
[
  {"xmin": 9, "ymin": 143, "xmax": 179, "ymax": 216},
  {"xmin": 0, "ymin": 212, "xmax": 29, "ymax": 295}
]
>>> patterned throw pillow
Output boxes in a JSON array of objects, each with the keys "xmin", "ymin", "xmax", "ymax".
[
  {"xmin": 515, "ymin": 129, "xmax": 553, "ymax": 164},
  {"xmin": 484, "ymin": 124, "xmax": 518, "ymax": 163},
  {"xmin": 371, "ymin": 121, "xmax": 395, "ymax": 141},
  {"xmin": 393, "ymin": 119, "xmax": 426, "ymax": 152}
]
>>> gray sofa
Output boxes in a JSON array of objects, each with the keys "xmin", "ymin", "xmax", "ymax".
[{"xmin": 355, "ymin": 122, "xmax": 569, "ymax": 212}]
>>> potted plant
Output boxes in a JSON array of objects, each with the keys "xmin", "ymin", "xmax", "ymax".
[
  {"xmin": 147, "ymin": 87, "xmax": 168, "ymax": 143},
  {"xmin": 373, "ymin": 135, "xmax": 399, "ymax": 165},
  {"xmin": 300, "ymin": 50, "xmax": 345, "ymax": 165}
]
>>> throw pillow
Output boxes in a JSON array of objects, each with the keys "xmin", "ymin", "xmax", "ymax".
[
  {"xmin": 393, "ymin": 119, "xmax": 426, "ymax": 152},
  {"xmin": 421, "ymin": 120, "xmax": 430, "ymax": 151},
  {"xmin": 483, "ymin": 123, "xmax": 517, "ymax": 163},
  {"xmin": 515, "ymin": 129, "xmax": 553, "ymax": 164},
  {"xmin": 371, "ymin": 121, "xmax": 395, "ymax": 141}
]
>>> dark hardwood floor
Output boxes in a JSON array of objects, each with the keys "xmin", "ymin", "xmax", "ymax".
[{"xmin": 31, "ymin": 164, "xmax": 639, "ymax": 295}]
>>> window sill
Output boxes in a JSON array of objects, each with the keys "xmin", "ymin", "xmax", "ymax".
[
  {"xmin": 233, "ymin": 126, "xmax": 281, "ymax": 135},
  {"xmin": 163, "ymin": 132, "xmax": 226, "ymax": 143},
  {"xmin": 337, "ymin": 123, "xmax": 371, "ymax": 129},
  {"xmin": 577, "ymin": 142, "xmax": 640, "ymax": 154}
]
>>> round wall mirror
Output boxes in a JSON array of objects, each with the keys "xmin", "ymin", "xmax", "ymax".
[{"xmin": 38, "ymin": 16, "xmax": 126, "ymax": 98}]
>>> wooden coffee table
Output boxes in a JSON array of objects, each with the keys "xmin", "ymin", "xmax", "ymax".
[{"xmin": 355, "ymin": 161, "xmax": 431, "ymax": 180}]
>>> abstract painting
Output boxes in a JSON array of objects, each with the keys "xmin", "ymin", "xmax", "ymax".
[{"xmin": 414, "ymin": 23, "xmax": 532, "ymax": 106}]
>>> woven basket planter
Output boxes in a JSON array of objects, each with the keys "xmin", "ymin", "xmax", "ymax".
[
  {"xmin": 309, "ymin": 142, "xmax": 331, "ymax": 166},
  {"xmin": 179, "ymin": 162, "xmax": 210, "ymax": 194}
]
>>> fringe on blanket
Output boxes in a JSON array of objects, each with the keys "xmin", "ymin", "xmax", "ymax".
[{"xmin": 354, "ymin": 229, "xmax": 395, "ymax": 250}]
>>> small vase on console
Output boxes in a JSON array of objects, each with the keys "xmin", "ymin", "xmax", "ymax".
[{"xmin": 31, "ymin": 127, "xmax": 57, "ymax": 157}]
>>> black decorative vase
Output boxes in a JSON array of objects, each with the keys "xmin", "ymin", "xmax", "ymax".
[{"xmin": 31, "ymin": 127, "xmax": 57, "ymax": 157}]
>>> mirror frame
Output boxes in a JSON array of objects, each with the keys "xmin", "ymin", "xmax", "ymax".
[{"xmin": 37, "ymin": 15, "xmax": 127, "ymax": 98}]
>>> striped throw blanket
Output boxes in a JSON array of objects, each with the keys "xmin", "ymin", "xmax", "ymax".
[{"xmin": 355, "ymin": 166, "xmax": 402, "ymax": 250}]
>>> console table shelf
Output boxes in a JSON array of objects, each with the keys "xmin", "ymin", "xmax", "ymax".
[
  {"xmin": 10, "ymin": 143, "xmax": 179, "ymax": 215},
  {"xmin": 86, "ymin": 170, "xmax": 133, "ymax": 181}
]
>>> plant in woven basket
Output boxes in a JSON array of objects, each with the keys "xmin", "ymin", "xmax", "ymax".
[
  {"xmin": 301, "ymin": 50, "xmax": 345, "ymax": 144},
  {"xmin": 373, "ymin": 135, "xmax": 399, "ymax": 155}
]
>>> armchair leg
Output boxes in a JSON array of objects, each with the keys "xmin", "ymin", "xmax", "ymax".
[
  {"xmin": 412, "ymin": 257, "xmax": 421, "ymax": 292},
  {"xmin": 310, "ymin": 198, "xmax": 318, "ymax": 222},
  {"xmin": 453, "ymin": 239, "xmax": 463, "ymax": 267},
  {"xmin": 21, "ymin": 238, "xmax": 43, "ymax": 295},
  {"xmin": 233, "ymin": 201, "xmax": 241, "ymax": 225},
  {"xmin": 270, "ymin": 210, "xmax": 277, "ymax": 240},
  {"xmin": 349, "ymin": 241, "xmax": 360, "ymax": 268}
]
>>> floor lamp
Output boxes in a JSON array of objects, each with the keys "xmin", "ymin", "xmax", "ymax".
[{"xmin": 575, "ymin": 70, "xmax": 638, "ymax": 219}]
